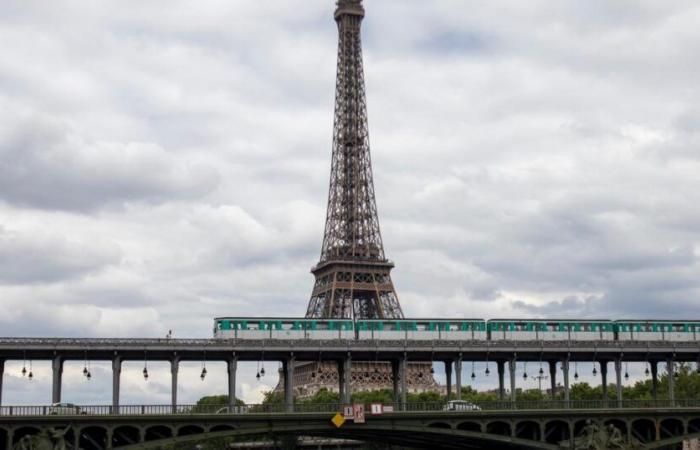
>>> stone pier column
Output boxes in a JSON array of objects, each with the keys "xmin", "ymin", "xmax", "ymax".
[
  {"xmin": 170, "ymin": 357, "xmax": 180, "ymax": 413},
  {"xmin": 614, "ymin": 358, "xmax": 623, "ymax": 408},
  {"xmin": 497, "ymin": 361, "xmax": 506, "ymax": 401},
  {"xmin": 651, "ymin": 361, "xmax": 659, "ymax": 403},
  {"xmin": 455, "ymin": 356, "xmax": 463, "ymax": 400},
  {"xmin": 227, "ymin": 357, "xmax": 238, "ymax": 410},
  {"xmin": 52, "ymin": 355, "xmax": 64, "ymax": 404},
  {"xmin": 549, "ymin": 361, "xmax": 557, "ymax": 400},
  {"xmin": 667, "ymin": 358, "xmax": 675, "ymax": 405},
  {"xmin": 284, "ymin": 355, "xmax": 296, "ymax": 412},
  {"xmin": 508, "ymin": 358, "xmax": 516, "ymax": 402},
  {"xmin": 112, "ymin": 356, "xmax": 122, "ymax": 414},
  {"xmin": 445, "ymin": 360, "xmax": 453, "ymax": 400}
]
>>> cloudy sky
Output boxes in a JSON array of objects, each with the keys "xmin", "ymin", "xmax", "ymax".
[{"xmin": 2, "ymin": 0, "xmax": 700, "ymax": 404}]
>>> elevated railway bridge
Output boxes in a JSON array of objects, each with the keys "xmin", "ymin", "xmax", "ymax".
[{"xmin": 2, "ymin": 338, "xmax": 700, "ymax": 448}]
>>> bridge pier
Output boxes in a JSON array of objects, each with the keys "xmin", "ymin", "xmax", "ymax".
[
  {"xmin": 0, "ymin": 358, "xmax": 4, "ymax": 407},
  {"xmin": 227, "ymin": 356, "xmax": 238, "ymax": 410},
  {"xmin": 171, "ymin": 356, "xmax": 180, "ymax": 413},
  {"xmin": 497, "ymin": 360, "xmax": 506, "ymax": 400},
  {"xmin": 651, "ymin": 360, "xmax": 659, "ymax": 403},
  {"xmin": 455, "ymin": 355, "xmax": 462, "ymax": 400},
  {"xmin": 615, "ymin": 357, "xmax": 623, "ymax": 407},
  {"xmin": 52, "ymin": 354, "xmax": 63, "ymax": 404},
  {"xmin": 391, "ymin": 360, "xmax": 400, "ymax": 404},
  {"xmin": 112, "ymin": 356, "xmax": 121, "ymax": 413},
  {"xmin": 549, "ymin": 361, "xmax": 556, "ymax": 400},
  {"xmin": 6, "ymin": 427, "xmax": 13, "ymax": 450},
  {"xmin": 508, "ymin": 358, "xmax": 516, "ymax": 402},
  {"xmin": 600, "ymin": 361, "xmax": 608, "ymax": 404},
  {"xmin": 667, "ymin": 358, "xmax": 675, "ymax": 405},
  {"xmin": 400, "ymin": 353, "xmax": 407, "ymax": 410},
  {"xmin": 284, "ymin": 355, "xmax": 296, "ymax": 411},
  {"xmin": 444, "ymin": 360, "xmax": 452, "ymax": 400},
  {"xmin": 562, "ymin": 357, "xmax": 570, "ymax": 406}
]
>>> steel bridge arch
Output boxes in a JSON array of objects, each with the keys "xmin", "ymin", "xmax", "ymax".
[{"xmin": 116, "ymin": 423, "xmax": 560, "ymax": 450}]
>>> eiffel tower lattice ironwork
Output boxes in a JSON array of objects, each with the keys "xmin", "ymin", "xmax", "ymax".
[{"xmin": 306, "ymin": 0, "xmax": 403, "ymax": 320}]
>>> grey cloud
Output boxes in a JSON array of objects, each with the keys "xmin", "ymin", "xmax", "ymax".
[
  {"xmin": 0, "ymin": 227, "xmax": 120, "ymax": 284},
  {"xmin": 0, "ymin": 114, "xmax": 219, "ymax": 211}
]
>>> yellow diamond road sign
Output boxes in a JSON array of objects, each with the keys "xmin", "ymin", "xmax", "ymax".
[{"xmin": 331, "ymin": 412, "xmax": 346, "ymax": 428}]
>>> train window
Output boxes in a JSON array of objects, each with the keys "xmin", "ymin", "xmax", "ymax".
[{"xmin": 557, "ymin": 323, "xmax": 567, "ymax": 332}]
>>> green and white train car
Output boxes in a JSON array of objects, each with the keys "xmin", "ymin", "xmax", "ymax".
[
  {"xmin": 614, "ymin": 320, "xmax": 700, "ymax": 342},
  {"xmin": 355, "ymin": 319, "xmax": 487, "ymax": 341},
  {"xmin": 486, "ymin": 319, "xmax": 615, "ymax": 341},
  {"xmin": 214, "ymin": 317, "xmax": 354, "ymax": 340}
]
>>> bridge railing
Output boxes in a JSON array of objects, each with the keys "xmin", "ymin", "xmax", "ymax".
[{"xmin": 2, "ymin": 400, "xmax": 699, "ymax": 416}]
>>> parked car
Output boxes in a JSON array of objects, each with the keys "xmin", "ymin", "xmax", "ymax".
[
  {"xmin": 48, "ymin": 403, "xmax": 85, "ymax": 415},
  {"xmin": 214, "ymin": 405, "xmax": 249, "ymax": 414},
  {"xmin": 443, "ymin": 400, "xmax": 480, "ymax": 412}
]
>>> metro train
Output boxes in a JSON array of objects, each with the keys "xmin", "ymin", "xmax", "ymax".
[{"xmin": 213, "ymin": 317, "xmax": 700, "ymax": 342}]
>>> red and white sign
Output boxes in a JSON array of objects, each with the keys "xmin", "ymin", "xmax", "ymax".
[
  {"xmin": 370, "ymin": 403, "xmax": 383, "ymax": 415},
  {"xmin": 343, "ymin": 405, "xmax": 354, "ymax": 419},
  {"xmin": 353, "ymin": 404, "xmax": 365, "ymax": 423}
]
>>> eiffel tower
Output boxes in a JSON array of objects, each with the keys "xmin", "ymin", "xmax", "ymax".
[
  {"xmin": 283, "ymin": 0, "xmax": 438, "ymax": 399},
  {"xmin": 305, "ymin": 0, "xmax": 403, "ymax": 320}
]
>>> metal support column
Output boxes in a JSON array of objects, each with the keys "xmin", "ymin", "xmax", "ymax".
[
  {"xmin": 227, "ymin": 357, "xmax": 238, "ymax": 410},
  {"xmin": 284, "ymin": 355, "xmax": 295, "ymax": 412},
  {"xmin": 548, "ymin": 361, "xmax": 557, "ymax": 399},
  {"xmin": 455, "ymin": 355, "xmax": 463, "ymax": 400},
  {"xmin": 7, "ymin": 428, "xmax": 13, "ymax": 450},
  {"xmin": 0, "ymin": 359, "xmax": 4, "ymax": 407},
  {"xmin": 614, "ymin": 358, "xmax": 623, "ymax": 407},
  {"xmin": 600, "ymin": 361, "xmax": 608, "ymax": 403},
  {"xmin": 52, "ymin": 355, "xmax": 63, "ymax": 404},
  {"xmin": 445, "ymin": 360, "xmax": 453, "ymax": 400},
  {"xmin": 342, "ymin": 354, "xmax": 352, "ymax": 404},
  {"xmin": 667, "ymin": 358, "xmax": 675, "ymax": 405},
  {"xmin": 391, "ymin": 360, "xmax": 400, "ymax": 404},
  {"xmin": 171, "ymin": 357, "xmax": 180, "ymax": 413},
  {"xmin": 562, "ymin": 357, "xmax": 570, "ymax": 406},
  {"xmin": 651, "ymin": 361, "xmax": 659, "ymax": 403},
  {"xmin": 508, "ymin": 358, "xmax": 516, "ymax": 402},
  {"xmin": 112, "ymin": 356, "xmax": 121, "ymax": 414},
  {"xmin": 497, "ymin": 360, "xmax": 506, "ymax": 400},
  {"xmin": 400, "ymin": 353, "xmax": 407, "ymax": 410}
]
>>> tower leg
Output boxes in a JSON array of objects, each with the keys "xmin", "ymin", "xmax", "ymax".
[{"xmin": 342, "ymin": 355, "xmax": 352, "ymax": 404}]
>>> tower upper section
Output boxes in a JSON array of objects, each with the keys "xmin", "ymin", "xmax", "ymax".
[{"xmin": 319, "ymin": 0, "xmax": 386, "ymax": 264}]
